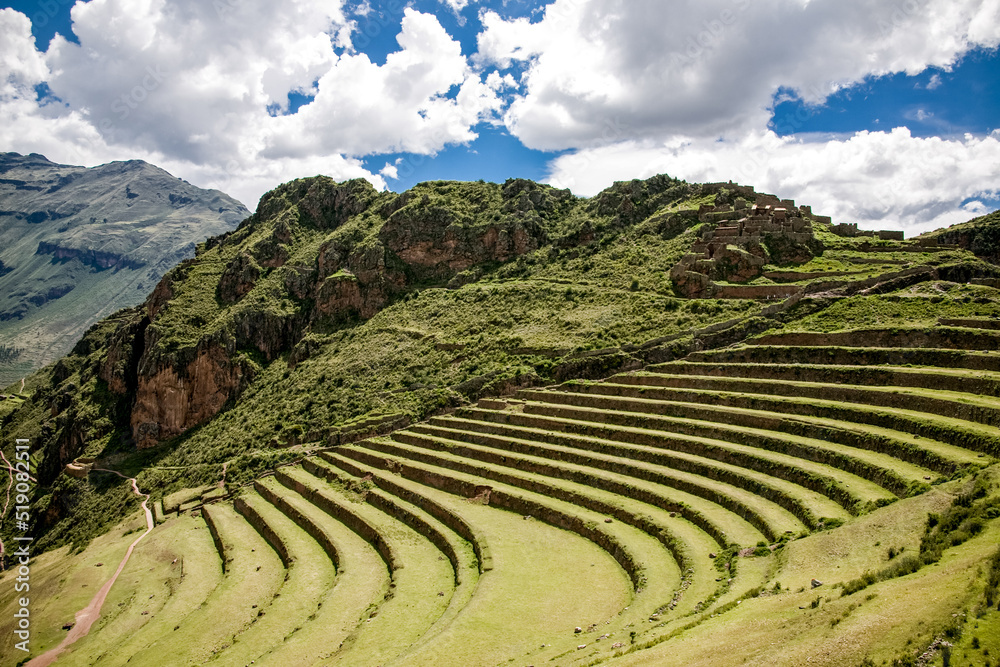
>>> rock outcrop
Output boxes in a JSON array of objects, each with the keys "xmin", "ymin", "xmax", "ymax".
[
  {"xmin": 131, "ymin": 342, "xmax": 249, "ymax": 448},
  {"xmin": 82, "ymin": 176, "xmax": 562, "ymax": 448}
]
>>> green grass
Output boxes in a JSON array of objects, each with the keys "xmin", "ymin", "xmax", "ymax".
[
  {"xmin": 596, "ymin": 474, "xmax": 1000, "ymax": 667},
  {"xmin": 773, "ymin": 283, "xmax": 1000, "ymax": 334},
  {"xmin": 51, "ymin": 513, "xmax": 223, "ymax": 667},
  {"xmin": 248, "ymin": 476, "xmax": 397, "ymax": 666},
  {"xmin": 275, "ymin": 467, "xmax": 455, "ymax": 666},
  {"xmin": 0, "ymin": 509, "xmax": 149, "ymax": 667}
]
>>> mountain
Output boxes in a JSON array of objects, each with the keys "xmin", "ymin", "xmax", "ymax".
[
  {"xmin": 1, "ymin": 174, "xmax": 999, "ymax": 666},
  {"xmin": 0, "ymin": 152, "xmax": 249, "ymax": 386}
]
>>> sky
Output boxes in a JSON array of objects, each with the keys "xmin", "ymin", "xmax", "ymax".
[{"xmin": 1, "ymin": 0, "xmax": 998, "ymax": 236}]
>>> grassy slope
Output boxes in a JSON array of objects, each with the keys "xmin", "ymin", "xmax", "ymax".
[
  {"xmin": 0, "ymin": 176, "xmax": 772, "ymax": 555},
  {"xmin": 1, "ymin": 175, "xmax": 999, "ymax": 666}
]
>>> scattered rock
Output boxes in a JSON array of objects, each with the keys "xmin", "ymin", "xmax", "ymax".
[
  {"xmin": 612, "ymin": 642, "xmax": 625, "ymax": 649},
  {"xmin": 924, "ymin": 476, "xmax": 931, "ymax": 480},
  {"xmin": 577, "ymin": 645, "xmax": 587, "ymax": 650},
  {"xmin": 437, "ymin": 591, "xmax": 445, "ymax": 596},
  {"xmin": 604, "ymin": 518, "xmax": 613, "ymax": 523},
  {"xmin": 709, "ymin": 552, "xmax": 717, "ymax": 559},
  {"xmin": 811, "ymin": 578, "xmax": 823, "ymax": 589},
  {"xmin": 62, "ymin": 623, "xmax": 73, "ymax": 630},
  {"xmin": 669, "ymin": 512, "xmax": 676, "ymax": 518},
  {"xmin": 95, "ymin": 563, "xmax": 103, "ymax": 567},
  {"xmin": 574, "ymin": 627, "xmax": 582, "ymax": 634}
]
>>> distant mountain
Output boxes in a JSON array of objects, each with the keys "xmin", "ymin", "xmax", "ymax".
[{"xmin": 0, "ymin": 152, "xmax": 249, "ymax": 386}]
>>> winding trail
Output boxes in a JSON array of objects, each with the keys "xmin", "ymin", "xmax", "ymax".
[{"xmin": 25, "ymin": 469, "xmax": 154, "ymax": 667}]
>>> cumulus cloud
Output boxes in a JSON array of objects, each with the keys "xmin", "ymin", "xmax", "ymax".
[
  {"xmin": 545, "ymin": 128, "xmax": 1000, "ymax": 236},
  {"xmin": 477, "ymin": 0, "xmax": 1000, "ymax": 150},
  {"xmin": 0, "ymin": 9, "xmax": 48, "ymax": 100},
  {"xmin": 0, "ymin": 1, "xmax": 497, "ymax": 207},
  {"xmin": 261, "ymin": 8, "xmax": 502, "ymax": 159},
  {"xmin": 476, "ymin": 0, "xmax": 1000, "ymax": 231}
]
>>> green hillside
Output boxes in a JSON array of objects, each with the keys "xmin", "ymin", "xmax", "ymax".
[
  {"xmin": 1, "ymin": 173, "xmax": 999, "ymax": 666},
  {"xmin": 921, "ymin": 209, "xmax": 1000, "ymax": 265}
]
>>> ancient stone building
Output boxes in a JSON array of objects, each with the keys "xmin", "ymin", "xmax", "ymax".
[{"xmin": 670, "ymin": 192, "xmax": 821, "ymax": 298}]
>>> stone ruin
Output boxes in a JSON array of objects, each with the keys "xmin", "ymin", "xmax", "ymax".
[
  {"xmin": 670, "ymin": 191, "xmax": 821, "ymax": 298},
  {"xmin": 831, "ymin": 222, "xmax": 905, "ymax": 241}
]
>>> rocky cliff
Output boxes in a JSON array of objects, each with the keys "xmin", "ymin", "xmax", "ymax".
[{"xmin": 106, "ymin": 177, "xmax": 568, "ymax": 447}]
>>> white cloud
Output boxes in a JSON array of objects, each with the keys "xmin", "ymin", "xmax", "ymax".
[
  {"xmin": 477, "ymin": 0, "xmax": 1000, "ymax": 150},
  {"xmin": 0, "ymin": 2, "xmax": 497, "ymax": 208},
  {"xmin": 379, "ymin": 158, "xmax": 402, "ymax": 180},
  {"xmin": 261, "ymin": 9, "xmax": 502, "ymax": 159},
  {"xmin": 475, "ymin": 0, "xmax": 1000, "ymax": 234},
  {"xmin": 926, "ymin": 73, "xmax": 943, "ymax": 89},
  {"xmin": 545, "ymin": 128, "xmax": 1000, "ymax": 236},
  {"xmin": 441, "ymin": 0, "xmax": 471, "ymax": 12}
]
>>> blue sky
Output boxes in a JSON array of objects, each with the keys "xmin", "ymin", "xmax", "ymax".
[{"xmin": 1, "ymin": 0, "xmax": 998, "ymax": 234}]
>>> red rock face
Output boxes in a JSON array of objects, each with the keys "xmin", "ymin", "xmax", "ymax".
[
  {"xmin": 314, "ymin": 275, "xmax": 363, "ymax": 318},
  {"xmin": 131, "ymin": 345, "xmax": 245, "ymax": 449},
  {"xmin": 394, "ymin": 237, "xmax": 472, "ymax": 272},
  {"xmin": 146, "ymin": 273, "xmax": 174, "ymax": 321}
]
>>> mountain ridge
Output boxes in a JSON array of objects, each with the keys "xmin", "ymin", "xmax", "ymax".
[{"xmin": 0, "ymin": 152, "xmax": 250, "ymax": 385}]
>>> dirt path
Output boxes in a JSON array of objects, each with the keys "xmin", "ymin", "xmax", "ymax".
[{"xmin": 25, "ymin": 470, "xmax": 154, "ymax": 667}]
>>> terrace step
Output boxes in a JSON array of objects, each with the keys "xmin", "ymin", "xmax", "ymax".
[
  {"xmin": 219, "ymin": 491, "xmax": 338, "ymax": 666},
  {"xmin": 608, "ymin": 373, "xmax": 1000, "ymax": 429},
  {"xmin": 330, "ymin": 435, "xmax": 764, "ymax": 550},
  {"xmin": 287, "ymin": 458, "xmax": 484, "ymax": 656},
  {"xmin": 386, "ymin": 426, "xmax": 832, "ymax": 534},
  {"xmin": 249, "ymin": 477, "xmax": 393, "ymax": 666},
  {"xmin": 686, "ymin": 345, "xmax": 1000, "ymax": 372},
  {"xmin": 518, "ymin": 385, "xmax": 1000, "ymax": 459},
  {"xmin": 937, "ymin": 317, "xmax": 1000, "ymax": 330},
  {"xmin": 335, "ymin": 440, "xmax": 685, "ymax": 612},
  {"xmin": 458, "ymin": 405, "xmax": 932, "ymax": 498},
  {"xmin": 273, "ymin": 466, "xmax": 457, "ymax": 666},
  {"xmin": 516, "ymin": 394, "xmax": 986, "ymax": 477},
  {"xmin": 416, "ymin": 413, "xmax": 770, "ymax": 547},
  {"xmin": 129, "ymin": 503, "xmax": 287, "ymax": 665},
  {"xmin": 650, "ymin": 361, "xmax": 1000, "ymax": 397},
  {"xmin": 315, "ymin": 450, "xmax": 728, "ymax": 659},
  {"xmin": 68, "ymin": 513, "xmax": 225, "ymax": 667},
  {"xmin": 328, "ymin": 442, "xmax": 680, "ymax": 655},
  {"xmin": 748, "ymin": 327, "xmax": 1000, "ymax": 351},
  {"xmin": 432, "ymin": 413, "xmax": 897, "ymax": 512},
  {"xmin": 320, "ymin": 456, "xmax": 636, "ymax": 666},
  {"xmin": 302, "ymin": 454, "xmax": 493, "ymax": 573}
]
